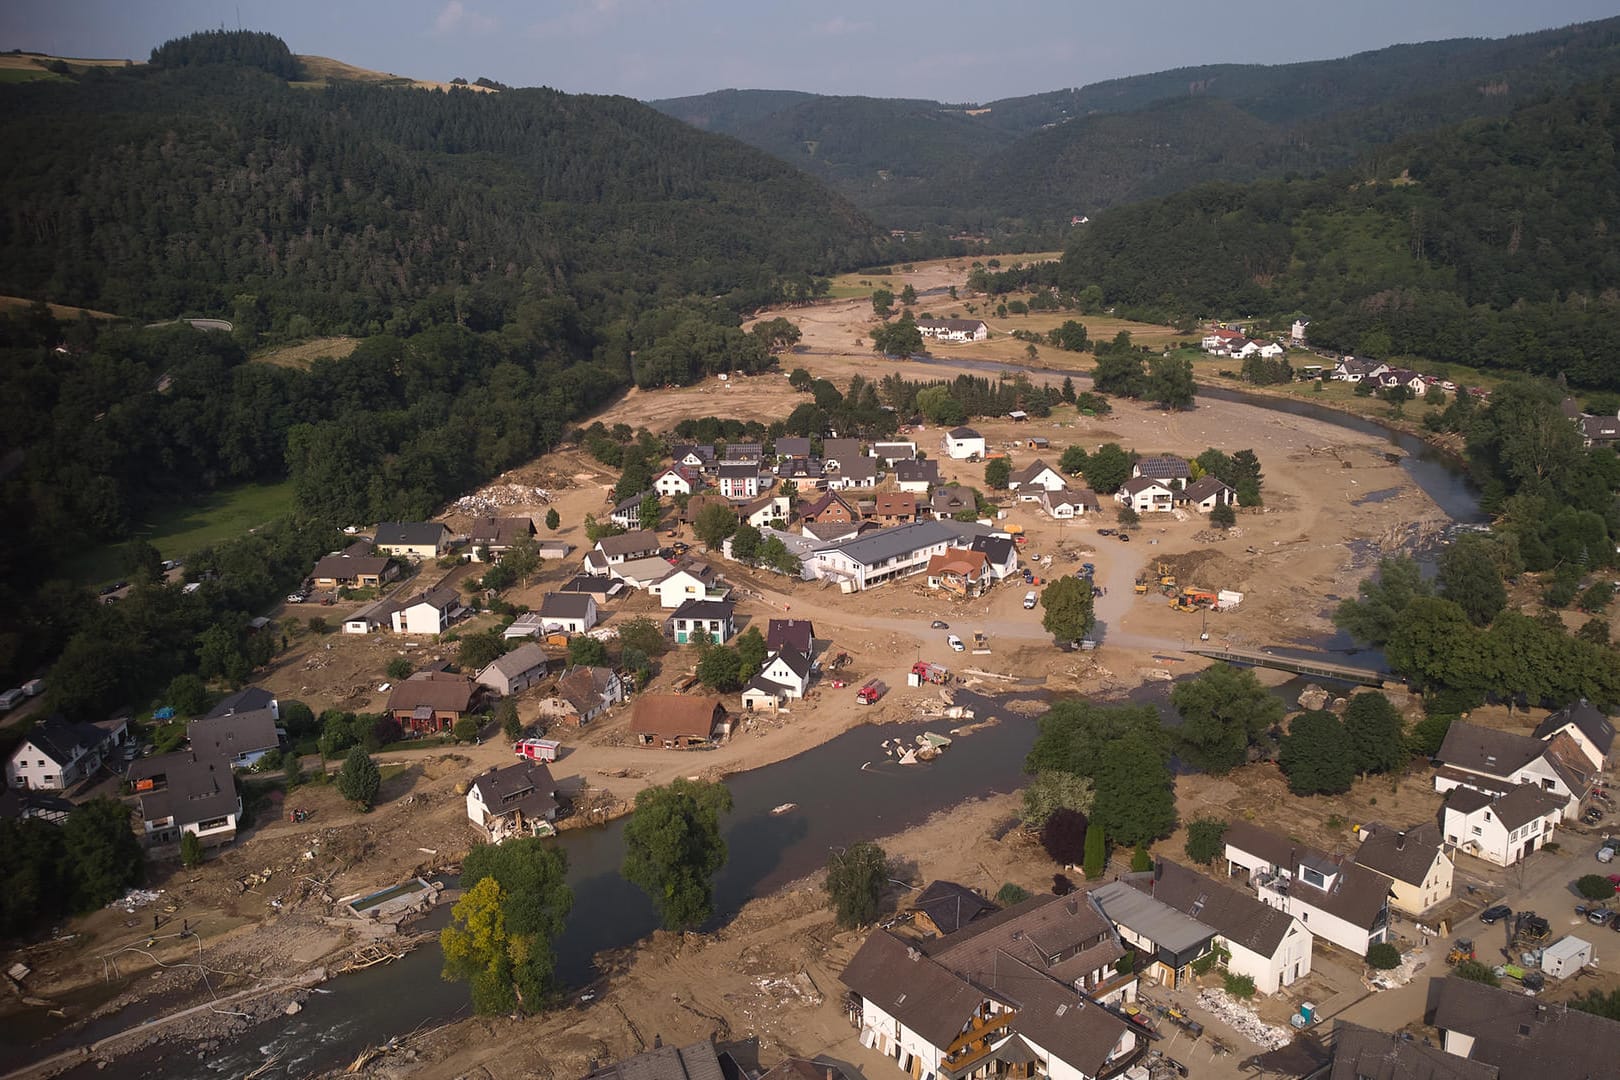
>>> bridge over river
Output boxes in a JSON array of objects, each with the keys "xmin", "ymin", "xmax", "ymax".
[{"xmin": 1186, "ymin": 645, "xmax": 1392, "ymax": 687}]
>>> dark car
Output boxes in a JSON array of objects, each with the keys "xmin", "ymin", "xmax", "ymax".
[
  {"xmin": 1117, "ymin": 533, "xmax": 1131, "ymax": 542},
  {"xmin": 1479, "ymin": 904, "xmax": 1512, "ymax": 925},
  {"xmin": 1097, "ymin": 528, "xmax": 1115, "ymax": 536},
  {"xmin": 930, "ymin": 620, "xmax": 949, "ymax": 629}
]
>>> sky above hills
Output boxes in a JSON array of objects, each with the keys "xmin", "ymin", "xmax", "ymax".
[{"xmin": 4, "ymin": 0, "xmax": 1616, "ymax": 101}]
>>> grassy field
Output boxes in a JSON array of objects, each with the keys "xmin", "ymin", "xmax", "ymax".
[
  {"xmin": 0, "ymin": 295, "xmax": 121, "ymax": 320},
  {"xmin": 825, "ymin": 252, "xmax": 1064, "ymax": 301},
  {"xmin": 71, "ymin": 480, "xmax": 297, "ymax": 585},
  {"xmin": 294, "ymin": 54, "xmax": 497, "ymax": 93},
  {"xmin": 252, "ymin": 336, "xmax": 361, "ymax": 369}
]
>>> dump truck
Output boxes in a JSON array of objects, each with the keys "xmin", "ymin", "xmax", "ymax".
[{"xmin": 856, "ymin": 679, "xmax": 887, "ymax": 705}]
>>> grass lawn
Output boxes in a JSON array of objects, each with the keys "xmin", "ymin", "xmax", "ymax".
[
  {"xmin": 71, "ymin": 480, "xmax": 297, "ymax": 585},
  {"xmin": 252, "ymin": 336, "xmax": 361, "ymax": 369}
]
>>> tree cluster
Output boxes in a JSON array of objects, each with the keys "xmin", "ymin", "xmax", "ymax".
[
  {"xmin": 1, "ymin": 799, "xmax": 145, "ymax": 938},
  {"xmin": 1025, "ymin": 700, "xmax": 1176, "ymax": 848},
  {"xmin": 441, "ymin": 838, "xmax": 573, "ymax": 1014}
]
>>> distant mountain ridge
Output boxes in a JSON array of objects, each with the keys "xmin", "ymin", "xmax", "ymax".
[{"xmin": 650, "ymin": 16, "xmax": 1620, "ymax": 230}]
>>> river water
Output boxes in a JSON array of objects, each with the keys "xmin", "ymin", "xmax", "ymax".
[{"xmin": 44, "ymin": 376, "xmax": 1484, "ymax": 1079}]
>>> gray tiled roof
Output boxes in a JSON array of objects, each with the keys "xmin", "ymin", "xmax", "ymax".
[
  {"xmin": 1353, "ymin": 822, "xmax": 1446, "ymax": 887},
  {"xmin": 1435, "ymin": 721, "xmax": 1547, "ymax": 778},
  {"xmin": 824, "ymin": 520, "xmax": 956, "ymax": 567},
  {"xmin": 1534, "ymin": 700, "xmax": 1615, "ymax": 757},
  {"xmin": 1130, "ymin": 861, "xmax": 1297, "ymax": 958},
  {"xmin": 1431, "ymin": 977, "xmax": 1620, "ymax": 1077},
  {"xmin": 1328, "ymin": 1020, "xmax": 1498, "ymax": 1080},
  {"xmin": 373, "ymin": 522, "xmax": 448, "ymax": 547}
]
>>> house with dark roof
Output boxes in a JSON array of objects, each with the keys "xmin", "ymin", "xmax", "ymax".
[
  {"xmin": 127, "ymin": 749, "xmax": 242, "ymax": 848},
  {"xmin": 1434, "ymin": 720, "xmax": 1595, "ymax": 820},
  {"xmin": 1579, "ymin": 414, "xmax": 1620, "ymax": 449},
  {"xmin": 873, "ymin": 440, "xmax": 917, "ymax": 465},
  {"xmin": 629, "ymin": 695, "xmax": 727, "ymax": 748},
  {"xmin": 766, "ymin": 619, "xmax": 815, "ymax": 655},
  {"xmin": 759, "ymin": 1059, "xmax": 851, "ymax": 1080},
  {"xmin": 907, "ymin": 880, "xmax": 997, "ymax": 937},
  {"xmin": 668, "ymin": 599, "xmax": 735, "ymax": 644},
  {"xmin": 390, "ymin": 585, "xmax": 465, "ymax": 635},
  {"xmin": 671, "ymin": 443, "xmax": 716, "ymax": 472},
  {"xmin": 916, "ymin": 318, "xmax": 988, "ymax": 343},
  {"xmin": 468, "ymin": 516, "xmax": 537, "ymax": 561},
  {"xmin": 841, "ymin": 894, "xmax": 1138, "ymax": 1080},
  {"xmin": 1089, "ymin": 880, "xmax": 1215, "ymax": 990},
  {"xmin": 929, "ymin": 486, "xmax": 975, "ymax": 520},
  {"xmin": 1533, "ymin": 700, "xmax": 1614, "ymax": 770},
  {"xmin": 894, "ymin": 459, "xmax": 939, "ymax": 494},
  {"xmin": 719, "ymin": 442, "xmax": 763, "ymax": 465},
  {"xmin": 583, "ymin": 1038, "xmax": 742, "ymax": 1080},
  {"xmin": 1440, "ymin": 783, "xmax": 1566, "ymax": 867},
  {"xmin": 1179, "ymin": 476, "xmax": 1236, "ymax": 512},
  {"xmin": 774, "ymin": 436, "xmax": 812, "ymax": 460},
  {"xmin": 311, "ymin": 541, "xmax": 396, "ymax": 590},
  {"xmin": 827, "ymin": 455, "xmax": 878, "ymax": 490},
  {"xmin": 969, "ymin": 534, "xmax": 1019, "ymax": 580},
  {"xmin": 943, "ymin": 427, "xmax": 985, "ymax": 460},
  {"xmin": 1353, "ymin": 822, "xmax": 1453, "ymax": 915},
  {"xmin": 1127, "ymin": 860, "xmax": 1312, "ymax": 995},
  {"xmin": 187, "ymin": 710, "xmax": 282, "ymax": 770},
  {"xmin": 465, "ymin": 761, "xmax": 557, "ymax": 841},
  {"xmin": 611, "ymin": 490, "xmax": 657, "ymax": 530},
  {"xmin": 802, "ymin": 519, "xmax": 862, "ymax": 543},
  {"xmin": 681, "ymin": 493, "xmax": 732, "ymax": 526},
  {"xmin": 717, "ymin": 463, "xmax": 765, "ymax": 500},
  {"xmin": 742, "ymin": 648, "xmax": 812, "ymax": 712},
  {"xmin": 372, "ymin": 522, "xmax": 452, "ymax": 561},
  {"xmin": 5, "ymin": 716, "xmax": 113, "ymax": 791},
  {"xmin": 539, "ymin": 592, "xmax": 598, "ymax": 633},
  {"xmin": 1130, "ymin": 456, "xmax": 1191, "ymax": 488},
  {"xmin": 385, "ymin": 671, "xmax": 478, "ymax": 734},
  {"xmin": 820, "ymin": 438, "xmax": 862, "ymax": 471},
  {"xmin": 594, "ymin": 530, "xmax": 660, "ymax": 564},
  {"xmin": 798, "ymin": 491, "xmax": 860, "ymax": 526},
  {"xmin": 648, "ymin": 560, "xmax": 729, "ymax": 610},
  {"xmin": 205, "ymin": 687, "xmax": 278, "ymax": 721},
  {"xmin": 1328, "ymin": 1020, "xmax": 1498, "ymax": 1080},
  {"xmin": 1431, "ymin": 976, "xmax": 1620, "ymax": 1076},
  {"xmin": 475, "ymin": 642, "xmax": 551, "ymax": 697},
  {"xmin": 1222, "ymin": 819, "xmax": 1392, "ymax": 957},
  {"xmin": 811, "ymin": 520, "xmax": 961, "ymax": 591}
]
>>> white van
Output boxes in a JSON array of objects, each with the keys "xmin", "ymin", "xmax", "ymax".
[
  {"xmin": 946, "ymin": 634, "xmax": 965, "ymax": 652},
  {"xmin": 1023, "ymin": 591, "xmax": 1038, "ymax": 609}
]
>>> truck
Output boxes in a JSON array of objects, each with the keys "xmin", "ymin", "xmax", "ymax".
[
  {"xmin": 513, "ymin": 738, "xmax": 561, "ymax": 763},
  {"xmin": 856, "ymin": 679, "xmax": 887, "ymax": 705},
  {"xmin": 909, "ymin": 662, "xmax": 951, "ymax": 687}
]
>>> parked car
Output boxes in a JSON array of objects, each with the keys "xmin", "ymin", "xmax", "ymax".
[
  {"xmin": 286, "ymin": 592, "xmax": 308, "ymax": 604},
  {"xmin": 1584, "ymin": 806, "xmax": 1605, "ymax": 826},
  {"xmin": 1097, "ymin": 528, "xmax": 1115, "ymax": 536},
  {"xmin": 930, "ymin": 620, "xmax": 949, "ymax": 629},
  {"xmin": 947, "ymin": 634, "xmax": 965, "ymax": 652},
  {"xmin": 1117, "ymin": 533, "xmax": 1131, "ymax": 542},
  {"xmin": 1479, "ymin": 904, "xmax": 1512, "ymax": 925},
  {"xmin": 1023, "ymin": 591, "xmax": 1038, "ymax": 609},
  {"xmin": 1588, "ymin": 907, "xmax": 1615, "ymax": 925}
]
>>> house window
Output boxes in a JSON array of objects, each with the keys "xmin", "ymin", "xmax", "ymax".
[{"xmin": 1471, "ymin": 826, "xmax": 1483, "ymax": 836}]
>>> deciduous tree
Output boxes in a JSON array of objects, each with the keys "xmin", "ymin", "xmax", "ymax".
[
  {"xmin": 825, "ymin": 841, "xmax": 888, "ymax": 928},
  {"xmin": 446, "ymin": 838, "xmax": 574, "ymax": 1011},
  {"xmin": 1083, "ymin": 443, "xmax": 1131, "ymax": 494},
  {"xmin": 1020, "ymin": 770, "xmax": 1095, "ymax": 829},
  {"xmin": 1092, "ymin": 734, "xmax": 1177, "ymax": 846},
  {"xmin": 1343, "ymin": 692, "xmax": 1406, "ymax": 775},
  {"xmin": 1184, "ymin": 819, "xmax": 1227, "ymax": 865},
  {"xmin": 1040, "ymin": 576, "xmax": 1095, "ymax": 644},
  {"xmin": 1278, "ymin": 711, "xmax": 1356, "ymax": 795},
  {"xmin": 1170, "ymin": 664, "xmax": 1283, "ymax": 774},
  {"xmin": 985, "ymin": 457, "xmax": 1011, "ymax": 490},
  {"xmin": 623, "ymin": 779, "xmax": 732, "ymax": 930},
  {"xmin": 1040, "ymin": 808, "xmax": 1089, "ymax": 865},
  {"xmin": 63, "ymin": 799, "xmax": 145, "ymax": 910}
]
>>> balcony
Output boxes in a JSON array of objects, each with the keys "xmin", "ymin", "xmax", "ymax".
[{"xmin": 941, "ymin": 1011, "xmax": 1016, "ymax": 1075}]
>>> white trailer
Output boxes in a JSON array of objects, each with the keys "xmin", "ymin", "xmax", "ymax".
[{"xmin": 1542, "ymin": 935, "xmax": 1594, "ymax": 979}]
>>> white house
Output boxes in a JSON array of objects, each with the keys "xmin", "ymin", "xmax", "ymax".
[
  {"xmin": 872, "ymin": 440, "xmax": 917, "ymax": 464},
  {"xmin": 1041, "ymin": 488, "xmax": 1100, "ymax": 519},
  {"xmin": 893, "ymin": 460, "xmax": 939, "ymax": 493},
  {"xmin": 810, "ymin": 520, "xmax": 961, "ymax": 592},
  {"xmin": 915, "ymin": 318, "xmax": 988, "ymax": 343},
  {"xmin": 128, "ymin": 750, "xmax": 242, "ymax": 849},
  {"xmin": 1433, "ymin": 721, "xmax": 1595, "ymax": 820},
  {"xmin": 612, "ymin": 555, "xmax": 685, "ymax": 589},
  {"xmin": 654, "ymin": 468, "xmax": 699, "ymax": 497},
  {"xmin": 969, "ymin": 534, "xmax": 1020, "ymax": 580},
  {"xmin": 6, "ymin": 716, "xmax": 110, "ymax": 791},
  {"xmin": 1201, "ymin": 328, "xmax": 1247, "ymax": 354},
  {"xmin": 743, "ymin": 648, "xmax": 813, "ymax": 711},
  {"xmin": 668, "ymin": 599, "xmax": 736, "ymax": 645},
  {"xmin": 594, "ymin": 530, "xmax": 659, "ymax": 565},
  {"xmin": 1008, "ymin": 459, "xmax": 1067, "ymax": 496},
  {"xmin": 1353, "ymin": 822, "xmax": 1454, "ymax": 916},
  {"xmin": 716, "ymin": 463, "xmax": 763, "ymax": 500},
  {"xmin": 1115, "ymin": 477, "xmax": 1176, "ymax": 514},
  {"xmin": 1290, "ymin": 319, "xmax": 1309, "ymax": 345},
  {"xmin": 465, "ymin": 761, "xmax": 557, "ymax": 842},
  {"xmin": 671, "ymin": 443, "xmax": 715, "ymax": 471},
  {"xmin": 390, "ymin": 586, "xmax": 464, "ymax": 635},
  {"xmin": 1179, "ymin": 476, "xmax": 1236, "ymax": 512},
  {"xmin": 1223, "ymin": 820, "xmax": 1391, "ymax": 957},
  {"xmin": 648, "ymin": 561, "xmax": 730, "ymax": 609},
  {"xmin": 1441, "ymin": 784, "xmax": 1565, "ymax": 867},
  {"xmin": 826, "ymin": 456, "xmax": 879, "ymax": 490},
  {"xmin": 1133, "ymin": 861, "xmax": 1313, "ymax": 996},
  {"xmin": 538, "ymin": 592, "xmax": 598, "ymax": 634},
  {"xmin": 1533, "ymin": 701, "xmax": 1615, "ymax": 770},
  {"xmin": 1131, "ymin": 456, "xmax": 1191, "ymax": 488},
  {"xmin": 738, "ymin": 493, "xmax": 790, "ymax": 529},
  {"xmin": 610, "ymin": 491, "xmax": 653, "ymax": 530},
  {"xmin": 942, "ymin": 427, "xmax": 986, "ymax": 460},
  {"xmin": 552, "ymin": 665, "xmax": 626, "ymax": 726},
  {"xmin": 1331, "ymin": 357, "xmax": 1389, "ymax": 383},
  {"xmin": 372, "ymin": 522, "xmax": 452, "ymax": 561},
  {"xmin": 1235, "ymin": 340, "xmax": 1285, "ymax": 360}
]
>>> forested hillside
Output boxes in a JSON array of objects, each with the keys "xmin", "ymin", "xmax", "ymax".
[
  {"xmin": 1055, "ymin": 76, "xmax": 1620, "ymax": 387},
  {"xmin": 0, "ymin": 31, "xmax": 882, "ymax": 696},
  {"xmin": 0, "ymin": 55, "xmax": 879, "ymax": 330},
  {"xmin": 652, "ymin": 16, "xmax": 1620, "ymax": 232}
]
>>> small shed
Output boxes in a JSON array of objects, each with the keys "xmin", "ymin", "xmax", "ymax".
[{"xmin": 1543, "ymin": 935, "xmax": 1594, "ymax": 979}]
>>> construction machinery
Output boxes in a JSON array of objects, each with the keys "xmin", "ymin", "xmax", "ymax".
[
  {"xmin": 1513, "ymin": 911, "xmax": 1552, "ymax": 945},
  {"xmin": 1155, "ymin": 561, "xmax": 1176, "ymax": 588},
  {"xmin": 1446, "ymin": 938, "xmax": 1475, "ymax": 966},
  {"xmin": 1134, "ymin": 576, "xmax": 1149, "ymax": 595}
]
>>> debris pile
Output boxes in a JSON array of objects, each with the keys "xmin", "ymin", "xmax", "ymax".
[
  {"xmin": 449, "ymin": 483, "xmax": 551, "ymax": 516},
  {"xmin": 1194, "ymin": 988, "xmax": 1292, "ymax": 1050},
  {"xmin": 106, "ymin": 889, "xmax": 164, "ymax": 912}
]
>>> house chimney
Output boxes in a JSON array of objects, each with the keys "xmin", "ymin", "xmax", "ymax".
[
  {"xmin": 1395, "ymin": 831, "xmax": 1407, "ymax": 851},
  {"xmin": 653, "ymin": 1034, "xmax": 663, "ymax": 1049}
]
